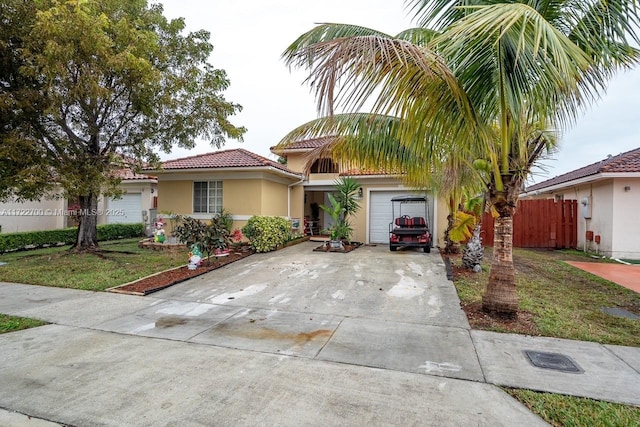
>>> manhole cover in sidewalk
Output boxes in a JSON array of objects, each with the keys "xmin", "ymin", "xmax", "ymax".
[{"xmin": 524, "ymin": 350, "xmax": 583, "ymax": 373}]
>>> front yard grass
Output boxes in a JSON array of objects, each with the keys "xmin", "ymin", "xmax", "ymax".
[
  {"xmin": 0, "ymin": 314, "xmax": 46, "ymax": 334},
  {"xmin": 0, "ymin": 238, "xmax": 187, "ymax": 291},
  {"xmin": 506, "ymin": 388, "xmax": 640, "ymax": 427},
  {"xmin": 452, "ymin": 247, "xmax": 640, "ymax": 347}
]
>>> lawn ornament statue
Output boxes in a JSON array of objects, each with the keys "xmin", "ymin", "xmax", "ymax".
[
  {"xmin": 153, "ymin": 219, "xmax": 166, "ymax": 243},
  {"xmin": 188, "ymin": 244, "xmax": 202, "ymax": 270}
]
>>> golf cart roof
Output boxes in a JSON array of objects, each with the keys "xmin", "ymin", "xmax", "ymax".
[{"xmin": 391, "ymin": 195, "xmax": 427, "ymax": 202}]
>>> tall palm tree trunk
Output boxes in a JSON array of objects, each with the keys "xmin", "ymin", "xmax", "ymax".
[{"xmin": 482, "ymin": 211, "xmax": 518, "ymax": 316}]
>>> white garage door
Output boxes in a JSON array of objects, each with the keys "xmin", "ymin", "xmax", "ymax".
[
  {"xmin": 108, "ymin": 193, "xmax": 142, "ymax": 224},
  {"xmin": 369, "ymin": 191, "xmax": 432, "ymax": 244}
]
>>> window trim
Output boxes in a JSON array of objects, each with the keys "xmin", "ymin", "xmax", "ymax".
[{"xmin": 193, "ymin": 180, "xmax": 223, "ymax": 214}]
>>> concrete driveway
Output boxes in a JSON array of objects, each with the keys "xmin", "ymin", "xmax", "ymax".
[{"xmin": 0, "ymin": 242, "xmax": 560, "ymax": 425}]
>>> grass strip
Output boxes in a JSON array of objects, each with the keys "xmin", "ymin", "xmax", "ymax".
[{"xmin": 0, "ymin": 314, "xmax": 46, "ymax": 334}]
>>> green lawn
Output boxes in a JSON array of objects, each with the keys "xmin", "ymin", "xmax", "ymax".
[
  {"xmin": 453, "ymin": 248, "xmax": 640, "ymax": 424},
  {"xmin": 0, "ymin": 314, "xmax": 46, "ymax": 334},
  {"xmin": 0, "ymin": 238, "xmax": 187, "ymax": 291},
  {"xmin": 506, "ymin": 388, "xmax": 640, "ymax": 427},
  {"xmin": 452, "ymin": 247, "xmax": 640, "ymax": 347}
]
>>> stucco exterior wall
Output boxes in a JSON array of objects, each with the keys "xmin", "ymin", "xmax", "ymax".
[
  {"xmin": 156, "ymin": 174, "xmax": 297, "ymax": 234},
  {"xmin": 0, "ymin": 196, "xmax": 66, "ymax": 233},
  {"xmin": 157, "ymin": 180, "xmax": 192, "ymax": 216},
  {"xmin": 260, "ymin": 180, "xmax": 289, "ymax": 216},
  {"xmin": 285, "ymin": 155, "xmax": 307, "ymax": 174},
  {"xmin": 611, "ymin": 177, "xmax": 640, "ymax": 259},
  {"xmin": 224, "ymin": 179, "xmax": 263, "ymax": 217}
]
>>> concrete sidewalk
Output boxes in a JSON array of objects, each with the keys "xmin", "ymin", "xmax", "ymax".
[{"xmin": 0, "ymin": 242, "xmax": 638, "ymax": 426}]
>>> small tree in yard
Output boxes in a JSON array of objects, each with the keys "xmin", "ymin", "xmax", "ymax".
[{"xmin": 0, "ymin": 0, "xmax": 245, "ymax": 252}]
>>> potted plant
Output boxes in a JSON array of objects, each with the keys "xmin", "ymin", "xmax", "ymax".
[
  {"xmin": 321, "ymin": 193, "xmax": 354, "ymax": 249},
  {"xmin": 320, "ymin": 178, "xmax": 361, "ymax": 249}
]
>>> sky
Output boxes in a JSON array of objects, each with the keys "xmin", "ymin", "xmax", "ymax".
[{"xmin": 158, "ymin": 0, "xmax": 640, "ymax": 185}]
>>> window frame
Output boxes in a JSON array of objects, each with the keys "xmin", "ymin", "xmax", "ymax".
[{"xmin": 193, "ymin": 180, "xmax": 223, "ymax": 214}]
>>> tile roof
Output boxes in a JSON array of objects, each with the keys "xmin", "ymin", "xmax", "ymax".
[
  {"xmin": 270, "ymin": 136, "xmax": 334, "ymax": 152},
  {"xmin": 339, "ymin": 169, "xmax": 397, "ymax": 177},
  {"xmin": 112, "ymin": 168, "xmax": 156, "ymax": 181},
  {"xmin": 526, "ymin": 147, "xmax": 640, "ymax": 192},
  {"xmin": 157, "ymin": 148, "xmax": 299, "ymax": 175}
]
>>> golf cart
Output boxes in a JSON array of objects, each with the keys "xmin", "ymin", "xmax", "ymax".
[{"xmin": 389, "ymin": 195, "xmax": 432, "ymax": 252}]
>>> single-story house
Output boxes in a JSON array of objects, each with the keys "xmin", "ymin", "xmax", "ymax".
[
  {"xmin": 520, "ymin": 147, "xmax": 640, "ymax": 260},
  {"xmin": 151, "ymin": 141, "xmax": 447, "ymax": 246},
  {"xmin": 0, "ymin": 169, "xmax": 157, "ymax": 233}
]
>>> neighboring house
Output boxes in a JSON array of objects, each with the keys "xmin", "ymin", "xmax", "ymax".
[
  {"xmin": 521, "ymin": 147, "xmax": 640, "ymax": 260},
  {"xmin": 0, "ymin": 169, "xmax": 157, "ymax": 233},
  {"xmin": 151, "ymin": 141, "xmax": 447, "ymax": 246}
]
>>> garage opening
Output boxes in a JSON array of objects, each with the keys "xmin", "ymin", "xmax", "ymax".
[
  {"xmin": 369, "ymin": 191, "xmax": 434, "ymax": 244},
  {"xmin": 108, "ymin": 193, "xmax": 142, "ymax": 224}
]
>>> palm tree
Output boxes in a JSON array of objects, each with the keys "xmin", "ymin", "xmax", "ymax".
[{"xmin": 279, "ymin": 1, "xmax": 639, "ymax": 316}]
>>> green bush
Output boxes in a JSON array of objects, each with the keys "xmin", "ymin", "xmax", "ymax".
[
  {"xmin": 242, "ymin": 216, "xmax": 290, "ymax": 253},
  {"xmin": 0, "ymin": 223, "xmax": 144, "ymax": 252}
]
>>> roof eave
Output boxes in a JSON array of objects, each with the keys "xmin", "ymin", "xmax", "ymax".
[
  {"xmin": 522, "ymin": 172, "xmax": 640, "ymax": 196},
  {"xmin": 148, "ymin": 166, "xmax": 303, "ymax": 180}
]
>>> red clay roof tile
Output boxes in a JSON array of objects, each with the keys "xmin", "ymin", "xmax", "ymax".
[
  {"xmin": 270, "ymin": 136, "xmax": 334, "ymax": 152},
  {"xmin": 111, "ymin": 169, "xmax": 156, "ymax": 181},
  {"xmin": 158, "ymin": 148, "xmax": 299, "ymax": 175}
]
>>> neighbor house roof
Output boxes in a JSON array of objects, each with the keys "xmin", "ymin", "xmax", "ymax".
[
  {"xmin": 112, "ymin": 168, "xmax": 157, "ymax": 181},
  {"xmin": 270, "ymin": 136, "xmax": 334, "ymax": 153},
  {"xmin": 526, "ymin": 147, "xmax": 640, "ymax": 193},
  {"xmin": 154, "ymin": 148, "xmax": 301, "ymax": 177}
]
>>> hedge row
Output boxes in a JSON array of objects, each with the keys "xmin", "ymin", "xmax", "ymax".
[{"xmin": 0, "ymin": 223, "xmax": 145, "ymax": 253}]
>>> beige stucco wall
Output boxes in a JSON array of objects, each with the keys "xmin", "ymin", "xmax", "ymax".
[
  {"xmin": 0, "ymin": 196, "xmax": 66, "ymax": 233},
  {"xmin": 260, "ymin": 180, "xmax": 289, "ymax": 216},
  {"xmin": 224, "ymin": 179, "xmax": 263, "ymax": 217},
  {"xmin": 156, "ymin": 174, "xmax": 297, "ymax": 234},
  {"xmin": 285, "ymin": 154, "xmax": 307, "ymax": 174}
]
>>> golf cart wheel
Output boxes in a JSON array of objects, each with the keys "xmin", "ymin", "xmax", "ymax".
[
  {"xmin": 424, "ymin": 245, "xmax": 431, "ymax": 253},
  {"xmin": 390, "ymin": 244, "xmax": 397, "ymax": 252}
]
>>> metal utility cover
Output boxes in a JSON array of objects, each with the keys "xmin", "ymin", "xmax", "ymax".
[
  {"xmin": 601, "ymin": 307, "xmax": 639, "ymax": 320},
  {"xmin": 524, "ymin": 350, "xmax": 583, "ymax": 373}
]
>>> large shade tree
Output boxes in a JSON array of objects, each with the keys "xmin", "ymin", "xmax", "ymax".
[
  {"xmin": 278, "ymin": 0, "xmax": 640, "ymax": 316},
  {"xmin": 0, "ymin": 0, "xmax": 245, "ymax": 250}
]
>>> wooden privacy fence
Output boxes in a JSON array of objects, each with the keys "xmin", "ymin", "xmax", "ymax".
[{"xmin": 481, "ymin": 199, "xmax": 577, "ymax": 249}]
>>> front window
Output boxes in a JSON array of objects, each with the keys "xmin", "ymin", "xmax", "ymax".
[{"xmin": 193, "ymin": 181, "xmax": 223, "ymax": 214}]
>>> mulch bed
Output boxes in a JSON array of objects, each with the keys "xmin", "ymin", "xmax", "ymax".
[
  {"xmin": 108, "ymin": 250, "xmax": 253, "ymax": 296},
  {"xmin": 312, "ymin": 241, "xmax": 363, "ymax": 253},
  {"xmin": 443, "ymin": 252, "xmax": 541, "ymax": 336}
]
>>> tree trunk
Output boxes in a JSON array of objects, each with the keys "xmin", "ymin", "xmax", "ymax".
[
  {"xmin": 443, "ymin": 213, "xmax": 461, "ymax": 254},
  {"xmin": 482, "ymin": 214, "xmax": 518, "ymax": 316},
  {"xmin": 462, "ymin": 224, "xmax": 483, "ymax": 270},
  {"xmin": 73, "ymin": 192, "xmax": 99, "ymax": 251}
]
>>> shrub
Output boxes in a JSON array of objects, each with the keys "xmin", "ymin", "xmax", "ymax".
[
  {"xmin": 172, "ymin": 214, "xmax": 233, "ymax": 261},
  {"xmin": 242, "ymin": 216, "xmax": 290, "ymax": 253},
  {"xmin": 0, "ymin": 223, "xmax": 145, "ymax": 253}
]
